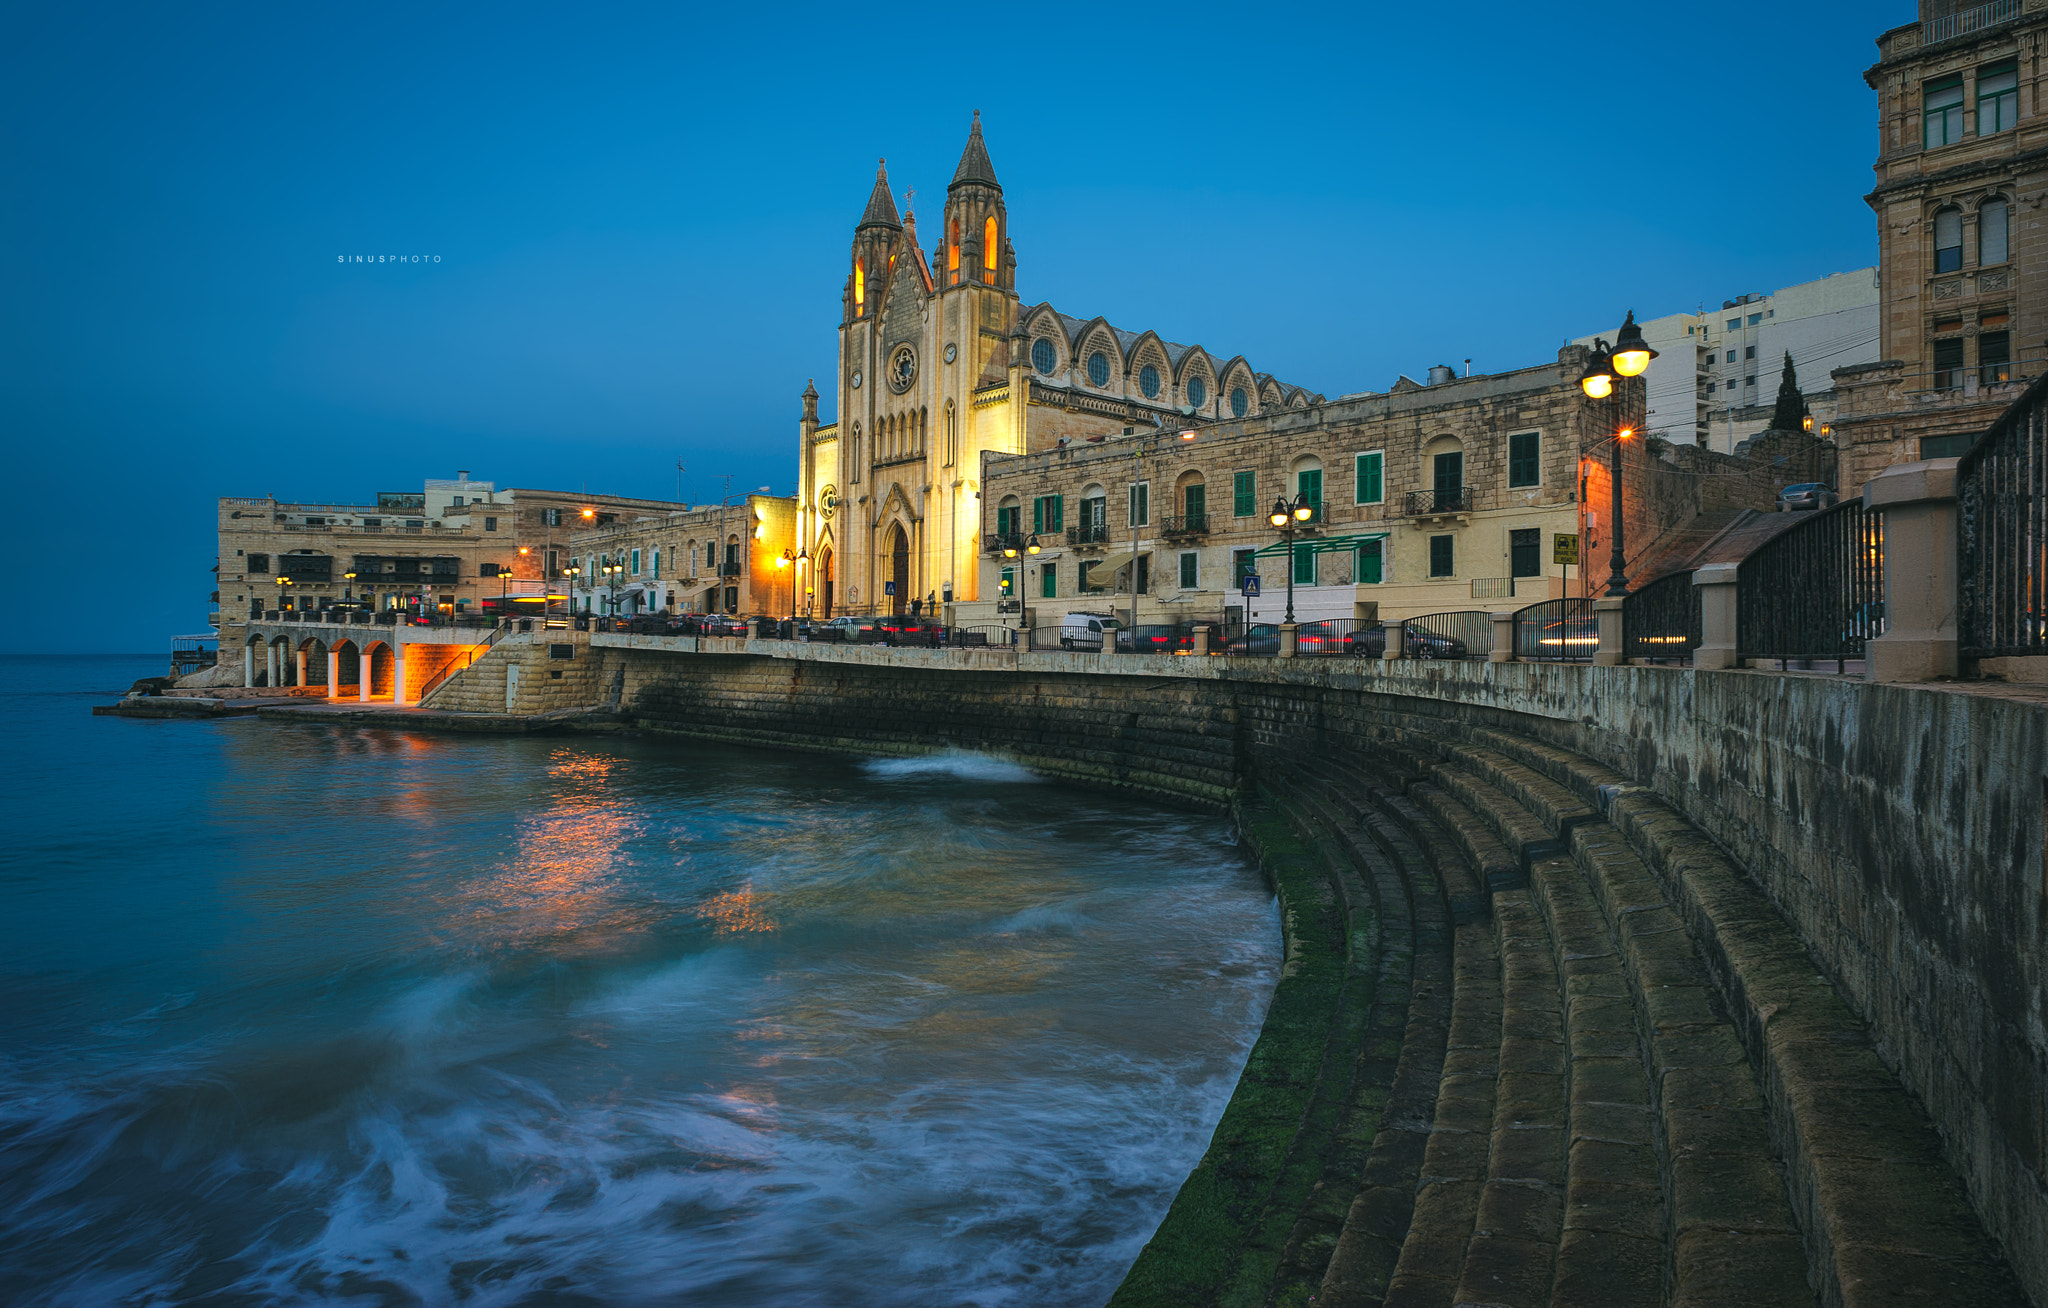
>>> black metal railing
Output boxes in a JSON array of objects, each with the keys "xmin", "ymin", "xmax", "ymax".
[
  {"xmin": 1737, "ymin": 500, "xmax": 1885, "ymax": 668},
  {"xmin": 1406, "ymin": 486, "xmax": 1471, "ymax": 516},
  {"xmin": 1622, "ymin": 571, "xmax": 1702, "ymax": 663},
  {"xmin": 1512, "ymin": 597, "xmax": 1596, "ymax": 661},
  {"xmin": 1066, "ymin": 523, "xmax": 1111, "ymax": 547},
  {"xmin": 1158, "ymin": 514, "xmax": 1210, "ymax": 535},
  {"xmin": 1405, "ymin": 610, "xmax": 1492, "ymax": 659},
  {"xmin": 1959, "ymin": 369, "xmax": 2048, "ymax": 658},
  {"xmin": 1292, "ymin": 618, "xmax": 1378, "ymax": 657},
  {"xmin": 983, "ymin": 531, "xmax": 1027, "ymax": 555}
]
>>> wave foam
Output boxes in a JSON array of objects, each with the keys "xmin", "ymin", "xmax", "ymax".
[{"xmin": 861, "ymin": 751, "xmax": 1039, "ymax": 784}]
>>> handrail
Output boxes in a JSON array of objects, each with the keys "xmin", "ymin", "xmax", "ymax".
[{"xmin": 1958, "ymin": 366, "xmax": 2048, "ymax": 657}]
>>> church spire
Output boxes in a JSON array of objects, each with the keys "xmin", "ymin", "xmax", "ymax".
[
  {"xmin": 949, "ymin": 111, "xmax": 1000, "ymax": 191},
  {"xmin": 858, "ymin": 158, "xmax": 901, "ymax": 229}
]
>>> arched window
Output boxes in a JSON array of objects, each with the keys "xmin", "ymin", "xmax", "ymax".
[
  {"xmin": 1935, "ymin": 207, "xmax": 1963, "ymax": 273},
  {"xmin": 1087, "ymin": 351, "xmax": 1110, "ymax": 386},
  {"xmin": 949, "ymin": 219, "xmax": 960, "ymax": 273},
  {"xmin": 1187, "ymin": 376, "xmax": 1207, "ymax": 408},
  {"xmin": 1139, "ymin": 364, "xmax": 1160, "ymax": 398},
  {"xmin": 983, "ymin": 216, "xmax": 999, "ymax": 271},
  {"xmin": 1980, "ymin": 197, "xmax": 2010, "ymax": 265},
  {"xmin": 1033, "ymin": 338, "xmax": 1056, "ymax": 374},
  {"xmin": 944, "ymin": 401, "xmax": 957, "ymax": 466},
  {"xmin": 1230, "ymin": 386, "xmax": 1249, "ymax": 417},
  {"xmin": 854, "ymin": 261, "xmax": 865, "ymax": 310}
]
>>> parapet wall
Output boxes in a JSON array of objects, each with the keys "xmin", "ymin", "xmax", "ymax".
[{"xmin": 582, "ymin": 639, "xmax": 2047, "ymax": 1292}]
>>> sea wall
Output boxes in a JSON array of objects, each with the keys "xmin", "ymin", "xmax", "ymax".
[{"xmin": 572, "ymin": 639, "xmax": 2047, "ymax": 1293}]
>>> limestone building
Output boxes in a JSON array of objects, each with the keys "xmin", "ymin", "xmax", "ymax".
[
  {"xmin": 214, "ymin": 472, "xmax": 686, "ymax": 647},
  {"xmin": 563, "ymin": 495, "xmax": 798, "ymax": 617},
  {"xmin": 795, "ymin": 114, "xmax": 1321, "ymax": 617},
  {"xmin": 1834, "ymin": 0, "xmax": 2048, "ymax": 493}
]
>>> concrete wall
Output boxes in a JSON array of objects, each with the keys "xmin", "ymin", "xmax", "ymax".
[{"xmin": 575, "ymin": 642, "xmax": 2046, "ymax": 1285}]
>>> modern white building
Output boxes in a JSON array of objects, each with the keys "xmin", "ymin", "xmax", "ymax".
[{"xmin": 1572, "ymin": 268, "xmax": 1879, "ymax": 454}]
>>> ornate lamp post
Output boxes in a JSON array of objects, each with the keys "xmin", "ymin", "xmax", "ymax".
[
  {"xmin": 778, "ymin": 548, "xmax": 809, "ymax": 625},
  {"xmin": 562, "ymin": 564, "xmax": 581, "ymax": 617},
  {"xmin": 1268, "ymin": 492, "xmax": 1316, "ymax": 625},
  {"xmin": 1578, "ymin": 311, "xmax": 1658, "ymax": 598}
]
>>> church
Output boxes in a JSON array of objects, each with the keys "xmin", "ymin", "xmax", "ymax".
[{"xmin": 795, "ymin": 114, "xmax": 1321, "ymax": 617}]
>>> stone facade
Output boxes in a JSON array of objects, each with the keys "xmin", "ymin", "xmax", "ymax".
[
  {"xmin": 795, "ymin": 115, "xmax": 1322, "ymax": 618},
  {"xmin": 1834, "ymin": 0, "xmax": 2048, "ymax": 494},
  {"xmin": 561, "ymin": 495, "xmax": 798, "ymax": 616},
  {"xmin": 215, "ymin": 471, "xmax": 688, "ymax": 663},
  {"xmin": 967, "ymin": 354, "xmax": 1802, "ymax": 626}
]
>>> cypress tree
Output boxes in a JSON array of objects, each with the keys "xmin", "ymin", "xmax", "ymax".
[{"xmin": 1770, "ymin": 351, "xmax": 1809, "ymax": 431}]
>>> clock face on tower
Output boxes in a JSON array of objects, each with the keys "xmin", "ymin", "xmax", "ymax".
[{"xmin": 888, "ymin": 344, "xmax": 917, "ymax": 393}]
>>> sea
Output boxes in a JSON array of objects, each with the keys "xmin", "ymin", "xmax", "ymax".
[{"xmin": 0, "ymin": 655, "xmax": 1279, "ymax": 1308}]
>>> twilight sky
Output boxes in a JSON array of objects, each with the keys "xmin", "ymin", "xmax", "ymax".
[{"xmin": 2, "ymin": 1, "xmax": 1898, "ymax": 650}]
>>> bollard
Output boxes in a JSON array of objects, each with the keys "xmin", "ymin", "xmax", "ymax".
[
  {"xmin": 1192, "ymin": 624, "xmax": 1211, "ymax": 656},
  {"xmin": 1488, "ymin": 611, "xmax": 1516, "ymax": 663},
  {"xmin": 1593, "ymin": 596, "xmax": 1626, "ymax": 667},
  {"xmin": 1693, "ymin": 563, "xmax": 1740, "ymax": 670},
  {"xmin": 1278, "ymin": 622, "xmax": 1298, "ymax": 658}
]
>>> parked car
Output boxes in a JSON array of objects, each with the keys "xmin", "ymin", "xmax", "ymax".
[
  {"xmin": 1119, "ymin": 623, "xmax": 1186, "ymax": 654},
  {"xmin": 1058, "ymin": 612, "xmax": 1122, "ymax": 650},
  {"xmin": 1777, "ymin": 483, "xmax": 1839, "ymax": 512},
  {"xmin": 1223, "ymin": 623, "xmax": 1283, "ymax": 655}
]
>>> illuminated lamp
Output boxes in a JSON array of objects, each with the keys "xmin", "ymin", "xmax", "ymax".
[
  {"xmin": 1025, "ymin": 535, "xmax": 1041, "ymax": 555},
  {"xmin": 1610, "ymin": 311, "xmax": 1658, "ymax": 377},
  {"xmin": 1268, "ymin": 498, "xmax": 1290, "ymax": 529},
  {"xmin": 1292, "ymin": 492, "xmax": 1314, "ymax": 522},
  {"xmin": 1579, "ymin": 350, "xmax": 1616, "ymax": 399}
]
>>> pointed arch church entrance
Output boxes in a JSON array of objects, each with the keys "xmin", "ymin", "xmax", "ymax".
[
  {"xmin": 888, "ymin": 525, "xmax": 909, "ymax": 615},
  {"xmin": 817, "ymin": 546, "xmax": 834, "ymax": 618}
]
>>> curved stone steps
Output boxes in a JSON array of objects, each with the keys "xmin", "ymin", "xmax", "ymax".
[
  {"xmin": 1274, "ymin": 768, "xmax": 1456, "ymax": 1306},
  {"xmin": 1442, "ymin": 729, "xmax": 2028, "ymax": 1306}
]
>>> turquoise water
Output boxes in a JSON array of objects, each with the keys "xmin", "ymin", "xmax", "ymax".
[{"xmin": 0, "ymin": 656, "xmax": 1277, "ymax": 1307}]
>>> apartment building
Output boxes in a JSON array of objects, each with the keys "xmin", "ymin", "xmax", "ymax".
[{"xmin": 563, "ymin": 496, "xmax": 799, "ymax": 617}]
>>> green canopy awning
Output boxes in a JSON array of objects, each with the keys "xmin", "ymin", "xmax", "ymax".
[{"xmin": 1249, "ymin": 531, "xmax": 1388, "ymax": 560}]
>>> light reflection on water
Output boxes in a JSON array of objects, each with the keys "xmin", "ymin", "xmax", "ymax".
[{"xmin": 0, "ymin": 660, "xmax": 1278, "ymax": 1308}]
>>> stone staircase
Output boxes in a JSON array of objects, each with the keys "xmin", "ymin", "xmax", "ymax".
[{"xmin": 1115, "ymin": 729, "xmax": 2028, "ymax": 1307}]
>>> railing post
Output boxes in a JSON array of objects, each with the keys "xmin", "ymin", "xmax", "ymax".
[
  {"xmin": 1864, "ymin": 458, "xmax": 1961, "ymax": 683},
  {"xmin": 1278, "ymin": 622, "xmax": 1298, "ymax": 658},
  {"xmin": 1692, "ymin": 563, "xmax": 1741, "ymax": 670},
  {"xmin": 1192, "ymin": 624, "xmax": 1211, "ymax": 656},
  {"xmin": 1593, "ymin": 597, "xmax": 1626, "ymax": 666},
  {"xmin": 1380, "ymin": 620, "xmax": 1404, "ymax": 661},
  {"xmin": 1488, "ymin": 611, "xmax": 1516, "ymax": 663}
]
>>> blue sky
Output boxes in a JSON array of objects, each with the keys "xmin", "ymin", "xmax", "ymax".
[{"xmin": 1, "ymin": 1, "xmax": 1900, "ymax": 650}]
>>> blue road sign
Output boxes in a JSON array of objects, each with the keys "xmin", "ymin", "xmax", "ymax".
[
  {"xmin": 884, "ymin": 581, "xmax": 896, "ymax": 595},
  {"xmin": 1241, "ymin": 576, "xmax": 1261, "ymax": 597}
]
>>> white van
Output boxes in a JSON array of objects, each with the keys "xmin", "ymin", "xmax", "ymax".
[{"xmin": 1059, "ymin": 612, "xmax": 1122, "ymax": 650}]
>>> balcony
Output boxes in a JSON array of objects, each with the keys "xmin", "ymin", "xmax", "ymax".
[
  {"xmin": 1066, "ymin": 523, "xmax": 1111, "ymax": 548},
  {"xmin": 1406, "ymin": 487, "xmax": 1471, "ymax": 519},
  {"xmin": 983, "ymin": 530, "xmax": 1027, "ymax": 556},
  {"xmin": 1924, "ymin": 0, "xmax": 2020, "ymax": 45},
  {"xmin": 1159, "ymin": 514, "xmax": 1210, "ymax": 537},
  {"xmin": 718, "ymin": 562, "xmax": 742, "ymax": 577}
]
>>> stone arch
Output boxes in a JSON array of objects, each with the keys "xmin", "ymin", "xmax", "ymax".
[
  {"xmin": 360, "ymin": 640, "xmax": 396, "ymax": 699},
  {"xmin": 1216, "ymin": 356, "xmax": 1258, "ymax": 419},
  {"xmin": 1128, "ymin": 331, "xmax": 1171, "ymax": 401},
  {"xmin": 297, "ymin": 636, "xmax": 330, "ymax": 687},
  {"xmin": 816, "ymin": 545, "xmax": 835, "ymax": 617},
  {"xmin": 331, "ymin": 639, "xmax": 362, "ymax": 695},
  {"xmin": 886, "ymin": 521, "xmax": 910, "ymax": 615},
  {"xmin": 1075, "ymin": 318, "xmax": 1123, "ymax": 389},
  {"xmin": 1022, "ymin": 303, "xmax": 1068, "ymax": 377},
  {"xmin": 1175, "ymin": 349, "xmax": 1216, "ymax": 414},
  {"xmin": 1172, "ymin": 467, "xmax": 1209, "ymax": 524},
  {"xmin": 1423, "ymin": 434, "xmax": 1466, "ymax": 495}
]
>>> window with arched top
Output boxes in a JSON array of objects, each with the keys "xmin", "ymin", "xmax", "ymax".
[
  {"xmin": 983, "ymin": 216, "xmax": 998, "ymax": 271},
  {"xmin": 1230, "ymin": 387, "xmax": 1249, "ymax": 417},
  {"xmin": 949, "ymin": 219, "xmax": 960, "ymax": 273},
  {"xmin": 1980, "ymin": 197, "xmax": 2010, "ymax": 265},
  {"xmin": 1033, "ymin": 338, "xmax": 1056, "ymax": 374},
  {"xmin": 1935, "ymin": 207, "xmax": 1963, "ymax": 273},
  {"xmin": 1087, "ymin": 351, "xmax": 1110, "ymax": 386},
  {"xmin": 1139, "ymin": 364, "xmax": 1160, "ymax": 398},
  {"xmin": 1186, "ymin": 376, "xmax": 1207, "ymax": 408},
  {"xmin": 854, "ymin": 262, "xmax": 865, "ymax": 310}
]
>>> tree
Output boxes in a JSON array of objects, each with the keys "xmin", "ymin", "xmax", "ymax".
[{"xmin": 1770, "ymin": 351, "xmax": 1810, "ymax": 432}]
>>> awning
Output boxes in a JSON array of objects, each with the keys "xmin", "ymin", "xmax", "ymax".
[
  {"xmin": 1087, "ymin": 548, "xmax": 1150, "ymax": 574},
  {"xmin": 1251, "ymin": 532, "xmax": 1388, "ymax": 559}
]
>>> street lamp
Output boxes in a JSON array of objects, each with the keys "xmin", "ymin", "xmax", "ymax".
[
  {"xmin": 343, "ymin": 570, "xmax": 357, "ymax": 606},
  {"xmin": 1579, "ymin": 312, "xmax": 1657, "ymax": 598},
  {"xmin": 274, "ymin": 575, "xmax": 293, "ymax": 613},
  {"xmin": 563, "ymin": 563, "xmax": 581, "ymax": 618},
  {"xmin": 495, "ymin": 564, "xmax": 512, "ymax": 614},
  {"xmin": 1268, "ymin": 492, "xmax": 1316, "ymax": 626},
  {"xmin": 778, "ymin": 548, "xmax": 808, "ymax": 624}
]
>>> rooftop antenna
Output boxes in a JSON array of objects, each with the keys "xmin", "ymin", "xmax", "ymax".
[{"xmin": 676, "ymin": 458, "xmax": 686, "ymax": 505}]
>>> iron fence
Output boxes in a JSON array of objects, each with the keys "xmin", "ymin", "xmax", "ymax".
[
  {"xmin": 1405, "ymin": 611, "xmax": 1492, "ymax": 659},
  {"xmin": 1622, "ymin": 571, "xmax": 1701, "ymax": 663},
  {"xmin": 1958, "ymin": 369, "xmax": 2048, "ymax": 658},
  {"xmin": 1512, "ymin": 598, "xmax": 1596, "ymax": 662},
  {"xmin": 1066, "ymin": 524, "xmax": 1111, "ymax": 546},
  {"xmin": 1736, "ymin": 500, "xmax": 1885, "ymax": 669},
  {"xmin": 1924, "ymin": 0, "xmax": 2020, "ymax": 44},
  {"xmin": 1158, "ymin": 514, "xmax": 1210, "ymax": 536}
]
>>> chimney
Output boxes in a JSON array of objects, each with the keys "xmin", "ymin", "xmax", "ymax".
[{"xmin": 457, "ymin": 470, "xmax": 470, "ymax": 483}]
